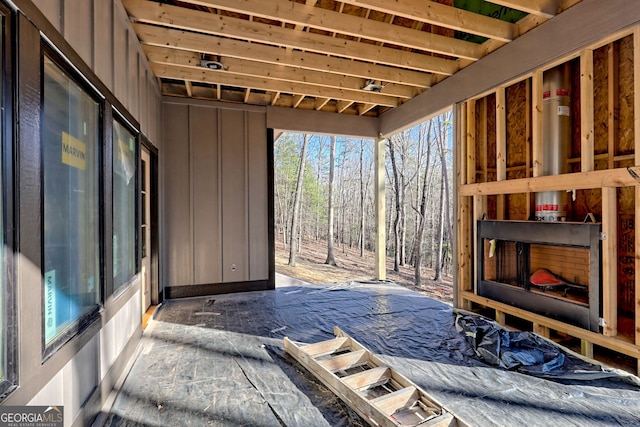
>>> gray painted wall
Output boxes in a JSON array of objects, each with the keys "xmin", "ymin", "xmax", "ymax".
[{"xmin": 162, "ymin": 100, "xmax": 269, "ymax": 293}]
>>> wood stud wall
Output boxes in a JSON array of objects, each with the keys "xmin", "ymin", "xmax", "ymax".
[{"xmin": 457, "ymin": 27, "xmax": 640, "ymax": 373}]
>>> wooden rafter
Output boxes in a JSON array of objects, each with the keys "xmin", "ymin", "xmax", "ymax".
[
  {"xmin": 122, "ymin": 0, "xmax": 584, "ymax": 115},
  {"xmin": 143, "ymin": 45, "xmax": 419, "ymax": 99},
  {"xmin": 133, "ymin": 23, "xmax": 434, "ymax": 88},
  {"xmin": 124, "ymin": 0, "xmax": 459, "ymax": 75},
  {"xmin": 175, "ymin": 0, "xmax": 483, "ymax": 60},
  {"xmin": 150, "ymin": 62, "xmax": 401, "ymax": 106}
]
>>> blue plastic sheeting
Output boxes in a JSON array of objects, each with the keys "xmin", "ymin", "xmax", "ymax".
[{"xmin": 106, "ymin": 278, "xmax": 640, "ymax": 426}]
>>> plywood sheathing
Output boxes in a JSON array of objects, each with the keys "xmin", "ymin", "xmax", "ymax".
[{"xmin": 505, "ymin": 80, "xmax": 530, "ymax": 220}]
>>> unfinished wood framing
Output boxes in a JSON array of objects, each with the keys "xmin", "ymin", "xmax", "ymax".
[
  {"xmin": 456, "ymin": 26, "xmax": 640, "ymax": 374},
  {"xmin": 284, "ymin": 327, "xmax": 464, "ymax": 427},
  {"xmin": 580, "ymin": 50, "xmax": 595, "ymax": 172},
  {"xmin": 375, "ymin": 137, "xmax": 386, "ymax": 281}
]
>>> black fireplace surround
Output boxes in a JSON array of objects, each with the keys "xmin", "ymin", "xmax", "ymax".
[{"xmin": 477, "ymin": 220, "xmax": 602, "ymax": 332}]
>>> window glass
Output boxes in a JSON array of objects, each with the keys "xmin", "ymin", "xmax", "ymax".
[
  {"xmin": 43, "ymin": 55, "xmax": 100, "ymax": 345},
  {"xmin": 0, "ymin": 13, "xmax": 3, "ymax": 382},
  {"xmin": 112, "ymin": 120, "xmax": 136, "ymax": 290}
]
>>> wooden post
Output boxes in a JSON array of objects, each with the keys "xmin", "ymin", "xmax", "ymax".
[
  {"xmin": 473, "ymin": 195, "xmax": 487, "ymax": 293},
  {"xmin": 531, "ymin": 70, "xmax": 544, "ymax": 178},
  {"xmin": 533, "ymin": 323, "xmax": 550, "ymax": 338},
  {"xmin": 601, "ymin": 186, "xmax": 617, "ymax": 336},
  {"xmin": 607, "ymin": 42, "xmax": 619, "ymax": 169},
  {"xmin": 374, "ymin": 137, "xmax": 386, "ymax": 281},
  {"xmin": 581, "ymin": 340, "xmax": 594, "ymax": 359},
  {"xmin": 457, "ymin": 102, "xmax": 472, "ymax": 309},
  {"xmin": 496, "ymin": 88, "xmax": 506, "ymax": 219},
  {"xmin": 634, "ymin": 28, "xmax": 640, "ymax": 374},
  {"xmin": 466, "ymin": 100, "xmax": 477, "ymax": 185},
  {"xmin": 495, "ymin": 310, "xmax": 506, "ymax": 325},
  {"xmin": 525, "ymin": 78, "xmax": 532, "ymax": 219},
  {"xmin": 580, "ymin": 49, "xmax": 594, "ymax": 172}
]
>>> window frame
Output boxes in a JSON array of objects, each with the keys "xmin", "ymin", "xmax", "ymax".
[
  {"xmin": 0, "ymin": 1, "xmax": 15, "ymax": 401},
  {"xmin": 40, "ymin": 44, "xmax": 104, "ymax": 359},
  {"xmin": 111, "ymin": 111, "xmax": 139, "ymax": 296}
]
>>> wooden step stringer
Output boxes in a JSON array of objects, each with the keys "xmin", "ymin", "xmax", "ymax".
[{"xmin": 284, "ymin": 326, "xmax": 464, "ymax": 427}]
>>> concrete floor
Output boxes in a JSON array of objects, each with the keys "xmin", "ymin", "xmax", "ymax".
[{"xmin": 101, "ymin": 275, "xmax": 640, "ymax": 426}]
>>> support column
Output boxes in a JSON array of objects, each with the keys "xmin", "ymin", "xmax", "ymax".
[{"xmin": 375, "ymin": 137, "xmax": 386, "ymax": 281}]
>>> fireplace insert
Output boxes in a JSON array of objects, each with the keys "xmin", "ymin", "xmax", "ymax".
[{"xmin": 476, "ymin": 220, "xmax": 602, "ymax": 332}]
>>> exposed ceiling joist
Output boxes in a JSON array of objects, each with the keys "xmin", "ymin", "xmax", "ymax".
[
  {"xmin": 133, "ymin": 23, "xmax": 434, "ymax": 88},
  {"xmin": 149, "ymin": 62, "xmax": 402, "ymax": 106},
  {"xmin": 124, "ymin": 0, "xmax": 584, "ymax": 118},
  {"xmin": 143, "ymin": 45, "xmax": 419, "ymax": 99},
  {"xmin": 176, "ymin": 0, "xmax": 483, "ymax": 60},
  {"xmin": 336, "ymin": 0, "xmax": 515, "ymax": 41},
  {"xmin": 125, "ymin": 0, "xmax": 459, "ymax": 75}
]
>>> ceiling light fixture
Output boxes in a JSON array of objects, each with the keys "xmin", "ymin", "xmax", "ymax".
[
  {"xmin": 200, "ymin": 59, "xmax": 224, "ymax": 70},
  {"xmin": 362, "ymin": 79, "xmax": 383, "ymax": 92}
]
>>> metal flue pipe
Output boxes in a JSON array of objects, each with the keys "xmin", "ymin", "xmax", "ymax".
[{"xmin": 536, "ymin": 63, "xmax": 571, "ymax": 221}]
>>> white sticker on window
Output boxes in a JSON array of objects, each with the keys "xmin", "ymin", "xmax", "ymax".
[
  {"xmin": 558, "ymin": 106, "xmax": 570, "ymax": 116},
  {"xmin": 44, "ymin": 270, "xmax": 56, "ymax": 342}
]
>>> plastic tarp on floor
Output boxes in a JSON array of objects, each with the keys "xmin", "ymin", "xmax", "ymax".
[{"xmin": 105, "ymin": 278, "xmax": 640, "ymax": 426}]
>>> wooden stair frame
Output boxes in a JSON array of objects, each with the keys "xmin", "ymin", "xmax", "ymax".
[{"xmin": 284, "ymin": 326, "xmax": 463, "ymax": 427}]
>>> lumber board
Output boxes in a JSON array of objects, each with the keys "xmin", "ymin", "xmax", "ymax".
[
  {"xmin": 284, "ymin": 327, "xmax": 465, "ymax": 427},
  {"xmin": 342, "ymin": 366, "xmax": 391, "ymax": 390},
  {"xmin": 319, "ymin": 349, "xmax": 369, "ymax": 372},
  {"xmin": 369, "ymin": 386, "xmax": 418, "ymax": 415},
  {"xmin": 461, "ymin": 291, "xmax": 640, "ymax": 360},
  {"xmin": 301, "ymin": 337, "xmax": 350, "ymax": 357},
  {"xmin": 459, "ymin": 166, "xmax": 640, "ymax": 196}
]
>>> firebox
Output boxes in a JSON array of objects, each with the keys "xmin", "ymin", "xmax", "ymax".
[{"xmin": 476, "ymin": 220, "xmax": 602, "ymax": 332}]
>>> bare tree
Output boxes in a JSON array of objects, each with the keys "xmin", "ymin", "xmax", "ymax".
[
  {"xmin": 288, "ymin": 134, "xmax": 310, "ymax": 266},
  {"xmin": 325, "ymin": 136, "xmax": 337, "ymax": 266},
  {"xmin": 413, "ymin": 121, "xmax": 433, "ymax": 285}
]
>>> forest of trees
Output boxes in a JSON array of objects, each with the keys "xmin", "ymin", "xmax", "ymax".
[{"xmin": 275, "ymin": 110, "xmax": 454, "ymax": 283}]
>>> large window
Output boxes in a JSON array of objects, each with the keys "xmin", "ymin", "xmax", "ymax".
[
  {"xmin": 0, "ymin": 6, "xmax": 6, "ymax": 391},
  {"xmin": 112, "ymin": 119, "xmax": 136, "ymax": 291},
  {"xmin": 42, "ymin": 54, "xmax": 101, "ymax": 347}
]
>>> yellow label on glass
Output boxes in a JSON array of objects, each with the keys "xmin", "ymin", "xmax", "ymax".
[{"xmin": 61, "ymin": 132, "xmax": 86, "ymax": 170}]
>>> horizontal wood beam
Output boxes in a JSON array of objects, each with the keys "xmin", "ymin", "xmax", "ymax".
[
  {"xmin": 150, "ymin": 62, "xmax": 401, "ymax": 106},
  {"xmin": 124, "ymin": 0, "xmax": 459, "ymax": 75},
  {"xmin": 133, "ymin": 23, "xmax": 433, "ymax": 88},
  {"xmin": 461, "ymin": 291, "xmax": 640, "ymax": 360},
  {"xmin": 458, "ymin": 167, "xmax": 640, "ymax": 196},
  {"xmin": 179, "ymin": 0, "xmax": 482, "ymax": 60},
  {"xmin": 143, "ymin": 45, "xmax": 418, "ymax": 99},
  {"xmin": 266, "ymin": 105, "xmax": 380, "ymax": 138},
  {"xmin": 336, "ymin": 0, "xmax": 515, "ymax": 42},
  {"xmin": 489, "ymin": 0, "xmax": 558, "ymax": 19}
]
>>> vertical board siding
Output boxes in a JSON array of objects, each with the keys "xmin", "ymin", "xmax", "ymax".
[
  {"xmin": 113, "ymin": 4, "xmax": 128, "ymax": 105},
  {"xmin": 63, "ymin": 0, "xmax": 92, "ymax": 67},
  {"xmin": 248, "ymin": 111, "xmax": 269, "ymax": 281},
  {"xmin": 221, "ymin": 108, "xmax": 249, "ymax": 283},
  {"xmin": 93, "ymin": 0, "xmax": 114, "ymax": 89},
  {"xmin": 128, "ymin": 39, "xmax": 139, "ymax": 118},
  {"xmin": 162, "ymin": 103, "xmax": 193, "ymax": 287},
  {"xmin": 191, "ymin": 106, "xmax": 221, "ymax": 284},
  {"xmin": 32, "ymin": 0, "xmax": 61, "ymax": 30}
]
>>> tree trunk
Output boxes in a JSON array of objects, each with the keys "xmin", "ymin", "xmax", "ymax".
[
  {"xmin": 388, "ymin": 138, "xmax": 401, "ymax": 272},
  {"xmin": 414, "ymin": 121, "xmax": 432, "ymax": 285},
  {"xmin": 288, "ymin": 134, "xmax": 310, "ymax": 266},
  {"xmin": 360, "ymin": 139, "xmax": 365, "ymax": 257},
  {"xmin": 325, "ymin": 136, "xmax": 337, "ymax": 266},
  {"xmin": 434, "ymin": 177, "xmax": 445, "ymax": 281}
]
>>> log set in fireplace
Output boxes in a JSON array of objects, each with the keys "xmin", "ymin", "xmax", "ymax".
[{"xmin": 477, "ymin": 220, "xmax": 602, "ymax": 332}]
